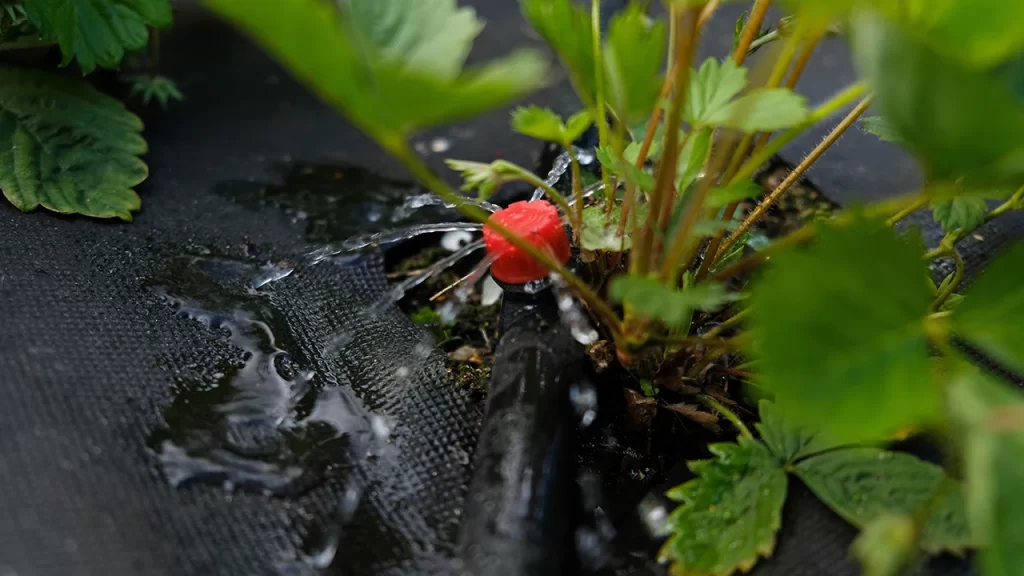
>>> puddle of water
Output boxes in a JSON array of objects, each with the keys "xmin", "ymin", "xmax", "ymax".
[{"xmin": 148, "ymin": 255, "xmax": 388, "ymax": 497}]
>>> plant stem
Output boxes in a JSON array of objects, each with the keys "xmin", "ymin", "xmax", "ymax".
[
  {"xmin": 651, "ymin": 130, "xmax": 694, "ymax": 269},
  {"xmin": 751, "ymin": 31, "xmax": 823, "ymax": 153},
  {"xmin": 732, "ymin": 0, "xmax": 772, "ymax": 67},
  {"xmin": 698, "ymin": 0, "xmax": 721, "ymax": 28},
  {"xmin": 931, "ymin": 252, "xmax": 964, "ymax": 312},
  {"xmin": 715, "ymin": 96, "xmax": 873, "ymax": 258},
  {"xmin": 698, "ymin": 394, "xmax": 753, "ymax": 438},
  {"xmin": 388, "ymin": 140, "xmax": 623, "ymax": 336},
  {"xmin": 591, "ymin": 0, "xmax": 614, "ymax": 210},
  {"xmin": 711, "ymin": 191, "xmax": 928, "ymax": 283},
  {"xmin": 699, "ymin": 308, "xmax": 750, "ymax": 340},
  {"xmin": 698, "ymin": 23, "xmax": 807, "ymax": 281},
  {"xmin": 631, "ymin": 5, "xmax": 698, "ymax": 276},
  {"xmin": 651, "ymin": 334, "xmax": 740, "ymax": 350},
  {"xmin": 730, "ymin": 81, "xmax": 870, "ymax": 185},
  {"xmin": 886, "ymin": 197, "xmax": 929, "ymax": 227},
  {"xmin": 0, "ymin": 38, "xmax": 55, "ymax": 52}
]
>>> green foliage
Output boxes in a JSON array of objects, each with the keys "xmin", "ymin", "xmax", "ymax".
[
  {"xmin": 794, "ymin": 448, "xmax": 972, "ymax": 553},
  {"xmin": 861, "ymin": 115, "xmax": 904, "ymax": 144},
  {"xmin": 947, "ymin": 363, "xmax": 1024, "ymax": 576},
  {"xmin": 851, "ymin": 514, "xmax": 919, "ymax": 576},
  {"xmin": 676, "ymin": 128, "xmax": 711, "ymax": 192},
  {"xmin": 951, "ymin": 243, "xmax": 1024, "ymax": 374},
  {"xmin": 0, "ymin": 66, "xmax": 147, "ymax": 219},
  {"xmin": 609, "ymin": 275, "xmax": 739, "ymax": 328},
  {"xmin": 685, "ymin": 58, "xmax": 748, "ymax": 127},
  {"xmin": 520, "ymin": 0, "xmax": 595, "ymax": 106},
  {"xmin": 510, "ymin": 106, "xmax": 591, "ymax": 146},
  {"xmin": 603, "ymin": 2, "xmax": 665, "ymax": 124},
  {"xmin": 640, "ymin": 379, "xmax": 658, "ymax": 397},
  {"xmin": 851, "ymin": 12, "xmax": 1024, "ymax": 187},
  {"xmin": 204, "ymin": 0, "xmax": 546, "ymax": 141},
  {"xmin": 23, "ymin": 0, "xmax": 171, "ymax": 74},
  {"xmin": 749, "ymin": 218, "xmax": 938, "ymax": 444},
  {"xmin": 123, "ymin": 74, "xmax": 182, "ymax": 109},
  {"xmin": 446, "ymin": 159, "xmax": 517, "ymax": 199},
  {"xmin": 685, "ymin": 58, "xmax": 808, "ymax": 132},
  {"xmin": 755, "ymin": 400, "xmax": 840, "ymax": 464},
  {"xmin": 660, "ymin": 437, "xmax": 787, "ymax": 576},
  {"xmin": 706, "ymin": 180, "xmax": 762, "ymax": 209},
  {"xmin": 932, "ymin": 197, "xmax": 989, "ymax": 234},
  {"xmin": 596, "ymin": 145, "xmax": 654, "ymax": 193}
]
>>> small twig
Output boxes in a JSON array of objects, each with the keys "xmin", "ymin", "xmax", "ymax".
[
  {"xmin": 930, "ymin": 251, "xmax": 964, "ymax": 312},
  {"xmin": 698, "ymin": 393, "xmax": 753, "ymax": 438},
  {"xmin": 887, "ymin": 197, "xmax": 929, "ymax": 227},
  {"xmin": 699, "ymin": 308, "xmax": 750, "ymax": 340}
]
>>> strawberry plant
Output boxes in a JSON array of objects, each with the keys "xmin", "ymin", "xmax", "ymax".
[
  {"xmin": 0, "ymin": 0, "xmax": 178, "ymax": 220},
  {"xmin": 203, "ymin": 0, "xmax": 1024, "ymax": 574}
]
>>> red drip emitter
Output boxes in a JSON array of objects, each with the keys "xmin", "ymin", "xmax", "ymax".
[{"xmin": 483, "ymin": 200, "xmax": 570, "ymax": 284}]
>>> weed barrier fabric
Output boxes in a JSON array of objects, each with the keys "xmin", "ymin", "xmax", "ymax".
[{"xmin": 0, "ymin": 3, "xmax": 1020, "ymax": 576}]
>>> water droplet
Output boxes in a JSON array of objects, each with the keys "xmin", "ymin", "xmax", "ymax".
[
  {"xmin": 570, "ymin": 381, "xmax": 598, "ymax": 428},
  {"xmin": 441, "ymin": 230, "xmax": 474, "ymax": 252}
]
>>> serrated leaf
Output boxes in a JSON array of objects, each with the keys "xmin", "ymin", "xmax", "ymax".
[
  {"xmin": 852, "ymin": 12, "xmax": 1024, "ymax": 187},
  {"xmin": 705, "ymin": 88, "xmax": 809, "ymax": 132},
  {"xmin": 23, "ymin": 0, "xmax": 171, "ymax": 75},
  {"xmin": 660, "ymin": 437, "xmax": 787, "ymax": 576},
  {"xmin": 0, "ymin": 66, "xmax": 146, "ymax": 220},
  {"xmin": 565, "ymin": 110, "xmax": 592, "ymax": 142},
  {"xmin": 603, "ymin": 2, "xmax": 665, "ymax": 124},
  {"xmin": 951, "ymin": 243, "xmax": 1024, "ymax": 375},
  {"xmin": 861, "ymin": 116, "xmax": 904, "ymax": 144},
  {"xmin": 511, "ymin": 106, "xmax": 591, "ymax": 146},
  {"xmin": 931, "ymin": 197, "xmax": 988, "ymax": 234},
  {"xmin": 851, "ymin": 514, "xmax": 919, "ymax": 576},
  {"xmin": 755, "ymin": 400, "xmax": 840, "ymax": 464},
  {"xmin": 205, "ymin": 0, "xmax": 547, "ymax": 139},
  {"xmin": 123, "ymin": 74, "xmax": 182, "ymax": 109},
  {"xmin": 521, "ymin": 0, "xmax": 595, "ymax": 107},
  {"xmin": 686, "ymin": 58, "xmax": 748, "ymax": 126},
  {"xmin": 946, "ymin": 362, "xmax": 1024, "ymax": 576},
  {"xmin": 609, "ymin": 275, "xmax": 740, "ymax": 328},
  {"xmin": 707, "ymin": 180, "xmax": 762, "ymax": 209},
  {"xmin": 749, "ymin": 218, "xmax": 938, "ymax": 444},
  {"xmin": 794, "ymin": 448, "xmax": 972, "ymax": 554}
]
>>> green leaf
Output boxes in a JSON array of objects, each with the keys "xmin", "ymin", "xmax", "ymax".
[
  {"xmin": 23, "ymin": 0, "xmax": 171, "ymax": 75},
  {"xmin": 446, "ymin": 159, "xmax": 510, "ymax": 198},
  {"xmin": 609, "ymin": 275, "xmax": 740, "ymax": 328},
  {"xmin": 675, "ymin": 128, "xmax": 711, "ymax": 193},
  {"xmin": 931, "ymin": 197, "xmax": 989, "ymax": 234},
  {"xmin": 685, "ymin": 58, "xmax": 748, "ymax": 126},
  {"xmin": 705, "ymin": 88, "xmax": 809, "ymax": 132},
  {"xmin": 512, "ymin": 106, "xmax": 567, "ymax": 143},
  {"xmin": 204, "ymin": 0, "xmax": 547, "ymax": 139},
  {"xmin": 521, "ymin": 0, "xmax": 595, "ymax": 106},
  {"xmin": 893, "ymin": 0, "xmax": 1024, "ymax": 69},
  {"xmin": 851, "ymin": 12, "xmax": 1024, "ymax": 187},
  {"xmin": 123, "ymin": 74, "xmax": 183, "ymax": 109},
  {"xmin": 861, "ymin": 116, "xmax": 905, "ymax": 144},
  {"xmin": 851, "ymin": 514, "xmax": 919, "ymax": 576},
  {"xmin": 749, "ymin": 218, "xmax": 938, "ymax": 444},
  {"xmin": 755, "ymin": 400, "xmax": 840, "ymax": 464},
  {"xmin": 660, "ymin": 437, "xmax": 787, "ymax": 575},
  {"xmin": 707, "ymin": 180, "xmax": 762, "ymax": 209},
  {"xmin": 947, "ymin": 363, "xmax": 1024, "ymax": 575},
  {"xmin": 795, "ymin": 448, "xmax": 972, "ymax": 554},
  {"xmin": 596, "ymin": 145, "xmax": 654, "ymax": 193},
  {"xmin": 0, "ymin": 66, "xmax": 146, "ymax": 220},
  {"xmin": 951, "ymin": 243, "xmax": 1024, "ymax": 374},
  {"xmin": 565, "ymin": 110, "xmax": 592, "ymax": 143},
  {"xmin": 603, "ymin": 2, "xmax": 665, "ymax": 124},
  {"xmin": 640, "ymin": 379, "xmax": 658, "ymax": 397},
  {"xmin": 581, "ymin": 204, "xmax": 627, "ymax": 252}
]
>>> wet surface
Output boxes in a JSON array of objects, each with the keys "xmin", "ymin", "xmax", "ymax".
[{"xmin": 147, "ymin": 253, "xmax": 389, "ymax": 497}]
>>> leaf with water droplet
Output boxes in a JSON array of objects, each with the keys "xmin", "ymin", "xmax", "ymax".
[
  {"xmin": 794, "ymin": 447, "xmax": 972, "ymax": 554},
  {"xmin": 661, "ymin": 437, "xmax": 787, "ymax": 576}
]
